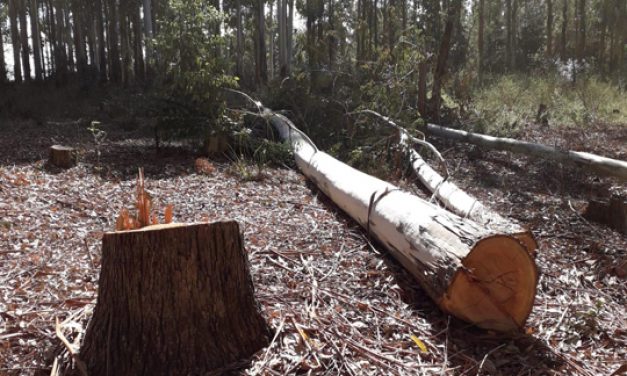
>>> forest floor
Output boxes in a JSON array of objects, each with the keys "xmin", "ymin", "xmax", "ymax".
[{"xmin": 0, "ymin": 96, "xmax": 625, "ymax": 375}]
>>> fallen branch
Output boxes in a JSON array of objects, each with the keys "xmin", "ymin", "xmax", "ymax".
[
  {"xmin": 349, "ymin": 109, "xmax": 449, "ymax": 180},
  {"xmin": 424, "ymin": 123, "xmax": 627, "ymax": 181}
]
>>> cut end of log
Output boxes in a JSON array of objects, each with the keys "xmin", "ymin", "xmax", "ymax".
[
  {"xmin": 48, "ymin": 145, "xmax": 77, "ymax": 168},
  {"xmin": 109, "ymin": 222, "xmax": 188, "ymax": 233},
  {"xmin": 441, "ymin": 235, "xmax": 538, "ymax": 332}
]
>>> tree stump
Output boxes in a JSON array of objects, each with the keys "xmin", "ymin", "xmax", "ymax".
[
  {"xmin": 80, "ymin": 221, "xmax": 270, "ymax": 376},
  {"xmin": 584, "ymin": 193, "xmax": 627, "ymax": 234},
  {"xmin": 48, "ymin": 145, "xmax": 76, "ymax": 168}
]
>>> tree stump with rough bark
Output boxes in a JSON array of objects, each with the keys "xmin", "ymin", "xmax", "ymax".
[
  {"xmin": 48, "ymin": 145, "xmax": 76, "ymax": 168},
  {"xmin": 584, "ymin": 193, "xmax": 627, "ymax": 234},
  {"xmin": 79, "ymin": 221, "xmax": 270, "ymax": 376}
]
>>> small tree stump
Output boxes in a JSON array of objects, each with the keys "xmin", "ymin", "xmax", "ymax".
[
  {"xmin": 48, "ymin": 145, "xmax": 76, "ymax": 168},
  {"xmin": 584, "ymin": 193, "xmax": 627, "ymax": 234},
  {"xmin": 80, "ymin": 221, "xmax": 270, "ymax": 376},
  {"xmin": 202, "ymin": 133, "xmax": 230, "ymax": 156}
]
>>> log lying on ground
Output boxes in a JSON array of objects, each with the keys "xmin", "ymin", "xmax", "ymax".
[
  {"xmin": 424, "ymin": 123, "xmax": 627, "ymax": 181},
  {"xmin": 355, "ymin": 110, "xmax": 537, "ymax": 254},
  {"xmin": 264, "ymin": 111, "xmax": 538, "ymax": 332},
  {"xmin": 79, "ymin": 221, "xmax": 270, "ymax": 376},
  {"xmin": 48, "ymin": 145, "xmax": 76, "ymax": 168}
]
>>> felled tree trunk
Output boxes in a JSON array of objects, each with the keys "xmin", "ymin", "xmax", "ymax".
[
  {"xmin": 425, "ymin": 123, "xmax": 627, "ymax": 180},
  {"xmin": 48, "ymin": 145, "xmax": 76, "ymax": 168},
  {"xmin": 265, "ymin": 111, "xmax": 538, "ymax": 332},
  {"xmin": 354, "ymin": 110, "xmax": 537, "ymax": 254},
  {"xmin": 79, "ymin": 221, "xmax": 270, "ymax": 376}
]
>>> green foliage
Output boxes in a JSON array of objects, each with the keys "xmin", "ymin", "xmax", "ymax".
[
  {"xmin": 152, "ymin": 0, "xmax": 237, "ymax": 141},
  {"xmin": 468, "ymin": 74, "xmax": 627, "ymax": 135},
  {"xmin": 227, "ymin": 129, "xmax": 294, "ymax": 182},
  {"xmin": 231, "ymin": 126, "xmax": 294, "ymax": 168},
  {"xmin": 356, "ymin": 29, "xmax": 426, "ymax": 124}
]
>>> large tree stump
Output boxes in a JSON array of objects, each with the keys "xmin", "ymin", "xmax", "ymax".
[
  {"xmin": 80, "ymin": 221, "xmax": 270, "ymax": 376},
  {"xmin": 48, "ymin": 145, "xmax": 76, "ymax": 168}
]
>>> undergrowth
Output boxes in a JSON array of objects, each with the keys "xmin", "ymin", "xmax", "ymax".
[{"xmin": 468, "ymin": 74, "xmax": 627, "ymax": 135}]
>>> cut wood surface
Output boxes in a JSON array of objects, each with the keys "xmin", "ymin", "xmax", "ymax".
[
  {"xmin": 355, "ymin": 110, "xmax": 537, "ymax": 254},
  {"xmin": 79, "ymin": 221, "xmax": 270, "ymax": 376},
  {"xmin": 264, "ymin": 110, "xmax": 538, "ymax": 332},
  {"xmin": 48, "ymin": 145, "xmax": 76, "ymax": 168},
  {"xmin": 425, "ymin": 123, "xmax": 627, "ymax": 180}
]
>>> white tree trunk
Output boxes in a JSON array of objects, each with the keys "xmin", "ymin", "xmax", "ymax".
[
  {"xmin": 142, "ymin": 0, "xmax": 153, "ymax": 63},
  {"xmin": 426, "ymin": 123, "xmax": 627, "ymax": 181},
  {"xmin": 265, "ymin": 111, "xmax": 538, "ymax": 332}
]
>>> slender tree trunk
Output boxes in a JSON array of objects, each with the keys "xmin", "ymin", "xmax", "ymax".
[
  {"xmin": 598, "ymin": 1, "xmax": 608, "ymax": 72},
  {"xmin": 0, "ymin": 16, "xmax": 6, "ymax": 82},
  {"xmin": 371, "ymin": 0, "xmax": 377, "ymax": 54},
  {"xmin": 277, "ymin": 0, "xmax": 285, "ymax": 76},
  {"xmin": 72, "ymin": 0, "xmax": 87, "ymax": 78},
  {"xmin": 64, "ymin": 6, "xmax": 75, "ymax": 72},
  {"xmin": 46, "ymin": 0, "xmax": 56, "ymax": 75},
  {"xmin": 54, "ymin": 0, "xmax": 68, "ymax": 78},
  {"xmin": 269, "ymin": 0, "xmax": 274, "ymax": 79},
  {"xmin": 388, "ymin": 0, "xmax": 395, "ymax": 52},
  {"xmin": 287, "ymin": 0, "xmax": 293, "ymax": 70},
  {"xmin": 255, "ymin": 0, "xmax": 267, "ymax": 86},
  {"xmin": 577, "ymin": 0, "xmax": 585, "ymax": 61},
  {"xmin": 63, "ymin": 6, "xmax": 78, "ymax": 72},
  {"xmin": 0, "ymin": 21, "xmax": 7, "ymax": 84},
  {"xmin": 107, "ymin": 0, "xmax": 121, "ymax": 83},
  {"xmin": 235, "ymin": 0, "xmax": 243, "ymax": 78},
  {"xmin": 429, "ymin": 0, "xmax": 462, "ymax": 120},
  {"xmin": 401, "ymin": 0, "xmax": 407, "ymax": 35},
  {"xmin": 506, "ymin": 0, "xmax": 512, "ymax": 69},
  {"xmin": 87, "ymin": 12, "xmax": 97, "ymax": 67},
  {"xmin": 95, "ymin": 0, "xmax": 106, "ymax": 81},
  {"xmin": 30, "ymin": 0, "xmax": 43, "ymax": 80},
  {"xmin": 417, "ymin": 61, "xmax": 428, "ymax": 115},
  {"xmin": 356, "ymin": 0, "xmax": 362, "ymax": 61},
  {"xmin": 561, "ymin": 0, "xmax": 567, "ymax": 60},
  {"xmin": 83, "ymin": 1, "xmax": 99, "ymax": 67},
  {"xmin": 546, "ymin": 0, "xmax": 553, "ymax": 56},
  {"xmin": 120, "ymin": 4, "xmax": 132, "ymax": 85},
  {"xmin": 9, "ymin": 0, "xmax": 23, "ymax": 82},
  {"xmin": 511, "ymin": 0, "xmax": 518, "ymax": 69},
  {"xmin": 132, "ymin": 4, "xmax": 144, "ymax": 82},
  {"xmin": 478, "ymin": 0, "xmax": 484, "ymax": 81},
  {"xmin": 142, "ymin": 0, "xmax": 153, "ymax": 78},
  {"xmin": 328, "ymin": 0, "xmax": 336, "ymax": 69},
  {"xmin": 18, "ymin": 0, "xmax": 31, "ymax": 81}
]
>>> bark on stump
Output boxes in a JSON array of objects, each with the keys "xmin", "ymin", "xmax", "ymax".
[
  {"xmin": 80, "ymin": 221, "xmax": 270, "ymax": 376},
  {"xmin": 48, "ymin": 145, "xmax": 76, "ymax": 168},
  {"xmin": 584, "ymin": 193, "xmax": 627, "ymax": 234}
]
